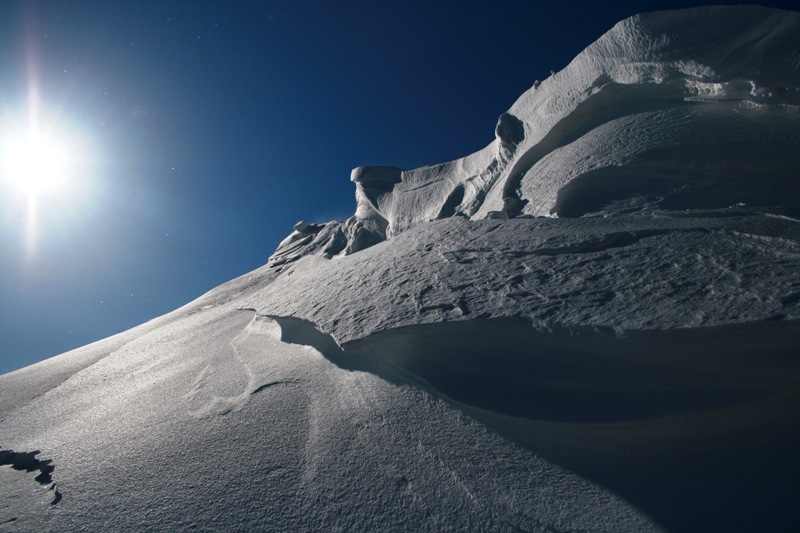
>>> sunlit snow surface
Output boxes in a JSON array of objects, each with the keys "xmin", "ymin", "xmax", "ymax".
[{"xmin": 2, "ymin": 6, "xmax": 800, "ymax": 532}]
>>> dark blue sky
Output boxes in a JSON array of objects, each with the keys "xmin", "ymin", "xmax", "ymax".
[{"xmin": 1, "ymin": 0, "xmax": 796, "ymax": 374}]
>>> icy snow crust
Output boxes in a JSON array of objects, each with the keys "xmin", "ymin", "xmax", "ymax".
[
  {"xmin": 256, "ymin": 215, "xmax": 800, "ymax": 343},
  {"xmin": 2, "ymin": 6, "xmax": 800, "ymax": 532}
]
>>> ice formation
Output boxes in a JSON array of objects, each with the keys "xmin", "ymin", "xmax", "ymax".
[
  {"xmin": 2, "ymin": 6, "xmax": 799, "ymax": 532},
  {"xmin": 269, "ymin": 5, "xmax": 800, "ymax": 268}
]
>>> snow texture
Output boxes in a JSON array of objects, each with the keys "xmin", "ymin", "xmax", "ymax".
[{"xmin": 2, "ymin": 6, "xmax": 800, "ymax": 532}]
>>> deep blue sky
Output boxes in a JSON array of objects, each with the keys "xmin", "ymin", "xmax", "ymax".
[{"xmin": 1, "ymin": 0, "xmax": 796, "ymax": 374}]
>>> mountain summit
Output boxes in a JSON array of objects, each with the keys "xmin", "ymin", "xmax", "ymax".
[
  {"xmin": 2, "ymin": 6, "xmax": 799, "ymax": 531},
  {"xmin": 270, "ymin": 4, "xmax": 800, "ymax": 268}
]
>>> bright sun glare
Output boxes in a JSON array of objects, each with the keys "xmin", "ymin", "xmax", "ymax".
[
  {"xmin": 2, "ymin": 132, "xmax": 70, "ymax": 196},
  {"xmin": 1, "ymin": 29, "xmax": 97, "ymax": 253},
  {"xmin": 0, "ymin": 107, "xmax": 93, "ymax": 253}
]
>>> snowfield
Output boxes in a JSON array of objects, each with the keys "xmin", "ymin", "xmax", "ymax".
[{"xmin": 2, "ymin": 6, "xmax": 799, "ymax": 532}]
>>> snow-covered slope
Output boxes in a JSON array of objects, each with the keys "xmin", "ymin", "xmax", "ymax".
[{"xmin": 2, "ymin": 6, "xmax": 800, "ymax": 532}]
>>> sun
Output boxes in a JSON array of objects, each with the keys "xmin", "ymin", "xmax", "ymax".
[
  {"xmin": 0, "ymin": 108, "xmax": 94, "ymax": 253},
  {"xmin": 2, "ymin": 132, "xmax": 71, "ymax": 196}
]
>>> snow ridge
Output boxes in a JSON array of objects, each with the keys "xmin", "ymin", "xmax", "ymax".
[{"xmin": 268, "ymin": 5, "xmax": 800, "ymax": 267}]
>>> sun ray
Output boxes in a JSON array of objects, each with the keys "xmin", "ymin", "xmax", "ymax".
[{"xmin": 25, "ymin": 193, "xmax": 38, "ymax": 252}]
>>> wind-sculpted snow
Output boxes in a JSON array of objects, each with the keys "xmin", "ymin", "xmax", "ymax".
[
  {"xmin": 253, "ymin": 214, "xmax": 800, "ymax": 344},
  {"xmin": 2, "ymin": 6, "xmax": 800, "ymax": 532},
  {"xmin": 270, "ymin": 5, "xmax": 800, "ymax": 264},
  {"xmin": 252, "ymin": 206, "xmax": 800, "ymax": 528},
  {"xmin": 498, "ymin": 5, "xmax": 800, "ymax": 219}
]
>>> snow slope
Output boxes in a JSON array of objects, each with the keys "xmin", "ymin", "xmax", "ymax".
[{"xmin": 2, "ymin": 6, "xmax": 800, "ymax": 532}]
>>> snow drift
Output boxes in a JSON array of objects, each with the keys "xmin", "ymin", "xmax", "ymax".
[{"xmin": 2, "ymin": 6, "xmax": 800, "ymax": 532}]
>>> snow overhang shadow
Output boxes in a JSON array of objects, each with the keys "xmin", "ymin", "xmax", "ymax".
[
  {"xmin": 269, "ymin": 314, "xmax": 800, "ymax": 448},
  {"xmin": 270, "ymin": 314, "xmax": 800, "ymax": 532}
]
